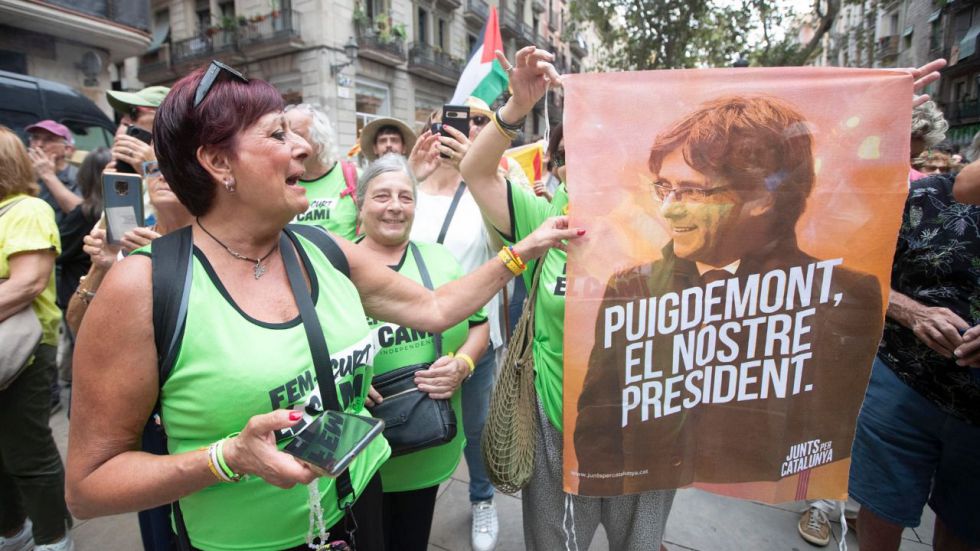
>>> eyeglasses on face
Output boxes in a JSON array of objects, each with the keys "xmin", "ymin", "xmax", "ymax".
[
  {"xmin": 471, "ymin": 115, "xmax": 490, "ymax": 127},
  {"xmin": 650, "ymin": 181, "xmax": 732, "ymax": 203},
  {"xmin": 194, "ymin": 60, "xmax": 248, "ymax": 108},
  {"xmin": 142, "ymin": 161, "xmax": 162, "ymax": 179},
  {"xmin": 28, "ymin": 134, "xmax": 67, "ymax": 145}
]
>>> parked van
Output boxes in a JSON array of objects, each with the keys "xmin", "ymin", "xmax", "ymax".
[{"xmin": 0, "ymin": 70, "xmax": 115, "ymax": 153}]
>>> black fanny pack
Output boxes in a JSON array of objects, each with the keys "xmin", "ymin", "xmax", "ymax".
[{"xmin": 368, "ymin": 242, "xmax": 458, "ymax": 457}]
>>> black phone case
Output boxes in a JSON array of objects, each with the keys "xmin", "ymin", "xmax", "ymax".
[{"xmin": 441, "ymin": 105, "xmax": 470, "ymax": 138}]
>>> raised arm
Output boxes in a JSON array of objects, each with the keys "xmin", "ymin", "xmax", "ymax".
[
  {"xmin": 460, "ymin": 47, "xmax": 561, "ymax": 234},
  {"xmin": 340, "ymin": 214, "xmax": 581, "ymax": 333}
]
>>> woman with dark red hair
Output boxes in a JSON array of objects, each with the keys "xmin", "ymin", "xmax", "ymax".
[{"xmin": 66, "ymin": 61, "xmax": 581, "ymax": 551}]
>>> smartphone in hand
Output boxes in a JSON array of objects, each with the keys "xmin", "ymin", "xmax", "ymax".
[
  {"xmin": 102, "ymin": 171, "xmax": 145, "ymax": 244},
  {"xmin": 281, "ymin": 410, "xmax": 384, "ymax": 478},
  {"xmin": 116, "ymin": 125, "xmax": 153, "ymax": 174},
  {"xmin": 439, "ymin": 105, "xmax": 470, "ymax": 158}
]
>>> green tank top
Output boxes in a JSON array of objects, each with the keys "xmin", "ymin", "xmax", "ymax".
[
  {"xmin": 156, "ymin": 233, "xmax": 390, "ymax": 551},
  {"xmin": 292, "ymin": 162, "xmax": 359, "ymax": 241},
  {"xmin": 367, "ymin": 241, "xmax": 487, "ymax": 492}
]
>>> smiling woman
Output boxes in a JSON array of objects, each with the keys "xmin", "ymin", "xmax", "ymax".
[{"xmin": 66, "ymin": 61, "xmax": 582, "ymax": 551}]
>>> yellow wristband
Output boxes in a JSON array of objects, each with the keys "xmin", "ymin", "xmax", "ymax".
[
  {"xmin": 498, "ymin": 248, "xmax": 524, "ymax": 275},
  {"xmin": 456, "ymin": 352, "xmax": 476, "ymax": 374},
  {"xmin": 491, "ymin": 112, "xmax": 518, "ymax": 141}
]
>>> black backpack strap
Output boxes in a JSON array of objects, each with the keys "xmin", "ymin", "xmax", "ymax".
[
  {"xmin": 151, "ymin": 226, "xmax": 194, "ymax": 385},
  {"xmin": 148, "ymin": 225, "xmax": 194, "ymax": 551},
  {"xmin": 280, "ymin": 231, "xmax": 357, "ymax": 519},
  {"xmin": 436, "ymin": 182, "xmax": 466, "ymax": 245},
  {"xmin": 287, "ymin": 223, "xmax": 350, "ymax": 278},
  {"xmin": 408, "ymin": 242, "xmax": 441, "ymax": 358}
]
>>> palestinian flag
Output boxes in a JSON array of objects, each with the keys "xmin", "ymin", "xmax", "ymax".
[{"xmin": 451, "ymin": 7, "xmax": 508, "ymax": 105}]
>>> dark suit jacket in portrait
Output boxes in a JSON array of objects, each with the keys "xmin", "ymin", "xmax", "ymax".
[{"xmin": 573, "ymin": 238, "xmax": 882, "ymax": 496}]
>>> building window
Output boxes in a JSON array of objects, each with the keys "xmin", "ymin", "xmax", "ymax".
[
  {"xmin": 437, "ymin": 18, "xmax": 447, "ymax": 50},
  {"xmin": 195, "ymin": 0, "xmax": 211, "ymax": 33},
  {"xmin": 417, "ymin": 7, "xmax": 429, "ymax": 45},
  {"xmin": 467, "ymin": 33, "xmax": 477, "ymax": 56},
  {"xmin": 366, "ymin": 0, "xmax": 388, "ymax": 19},
  {"xmin": 356, "ymin": 80, "xmax": 391, "ymax": 136}
]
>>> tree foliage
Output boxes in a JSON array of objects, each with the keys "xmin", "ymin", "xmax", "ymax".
[{"xmin": 568, "ymin": 0, "xmax": 845, "ymax": 70}]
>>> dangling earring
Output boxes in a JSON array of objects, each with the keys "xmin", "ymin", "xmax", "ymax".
[{"xmin": 223, "ymin": 177, "xmax": 236, "ymax": 192}]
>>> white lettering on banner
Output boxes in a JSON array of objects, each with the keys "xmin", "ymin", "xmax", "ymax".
[
  {"xmin": 606, "ymin": 259, "xmax": 846, "ymax": 428},
  {"xmin": 780, "ymin": 439, "xmax": 835, "ymax": 476}
]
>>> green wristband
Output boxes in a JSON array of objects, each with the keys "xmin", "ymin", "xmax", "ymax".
[{"xmin": 215, "ymin": 438, "xmax": 243, "ymax": 482}]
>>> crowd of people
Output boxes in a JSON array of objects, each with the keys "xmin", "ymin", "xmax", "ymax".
[{"xmin": 0, "ymin": 47, "xmax": 976, "ymax": 551}]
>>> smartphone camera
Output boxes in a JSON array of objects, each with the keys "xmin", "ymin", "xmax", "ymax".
[{"xmin": 113, "ymin": 179, "xmax": 129, "ymax": 197}]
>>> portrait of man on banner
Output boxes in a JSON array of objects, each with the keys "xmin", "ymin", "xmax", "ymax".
[{"xmin": 562, "ymin": 70, "xmax": 910, "ymax": 501}]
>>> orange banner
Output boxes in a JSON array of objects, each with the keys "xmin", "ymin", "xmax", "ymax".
[{"xmin": 562, "ymin": 67, "xmax": 911, "ymax": 502}]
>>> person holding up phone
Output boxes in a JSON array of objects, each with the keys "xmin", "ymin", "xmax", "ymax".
[
  {"xmin": 67, "ymin": 61, "xmax": 581, "ymax": 551},
  {"xmin": 104, "ymin": 85, "xmax": 169, "ymax": 176},
  {"xmin": 65, "ymin": 161, "xmax": 192, "ymax": 336}
]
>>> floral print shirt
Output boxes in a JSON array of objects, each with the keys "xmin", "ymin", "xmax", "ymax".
[{"xmin": 879, "ymin": 174, "xmax": 980, "ymax": 425}]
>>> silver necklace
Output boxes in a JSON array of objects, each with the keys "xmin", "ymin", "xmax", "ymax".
[{"xmin": 196, "ymin": 218, "xmax": 278, "ymax": 279}]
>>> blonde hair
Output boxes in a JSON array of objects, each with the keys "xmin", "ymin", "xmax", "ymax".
[{"xmin": 0, "ymin": 126, "xmax": 39, "ymax": 200}]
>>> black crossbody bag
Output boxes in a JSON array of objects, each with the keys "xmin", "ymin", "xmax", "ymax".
[{"xmin": 367, "ymin": 242, "xmax": 458, "ymax": 456}]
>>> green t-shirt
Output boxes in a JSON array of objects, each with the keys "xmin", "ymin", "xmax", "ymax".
[
  {"xmin": 505, "ymin": 182, "xmax": 568, "ymax": 431},
  {"xmin": 292, "ymin": 162, "xmax": 360, "ymax": 241},
  {"xmin": 0, "ymin": 194, "xmax": 61, "ymax": 346},
  {"xmin": 368, "ymin": 241, "xmax": 486, "ymax": 492},
  {"xmin": 153, "ymin": 233, "xmax": 390, "ymax": 551}
]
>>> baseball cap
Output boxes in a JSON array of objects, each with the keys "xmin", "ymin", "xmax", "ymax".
[
  {"xmin": 106, "ymin": 85, "xmax": 171, "ymax": 114},
  {"xmin": 25, "ymin": 120, "xmax": 74, "ymax": 145}
]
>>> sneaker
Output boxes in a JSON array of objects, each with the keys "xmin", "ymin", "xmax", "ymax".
[
  {"xmin": 35, "ymin": 534, "xmax": 74, "ymax": 551},
  {"xmin": 471, "ymin": 500, "xmax": 499, "ymax": 551},
  {"xmin": 0, "ymin": 519, "xmax": 33, "ymax": 551},
  {"xmin": 798, "ymin": 506, "xmax": 831, "ymax": 547}
]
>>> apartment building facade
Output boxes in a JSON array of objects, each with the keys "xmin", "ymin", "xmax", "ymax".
[
  {"xmin": 136, "ymin": 0, "xmax": 587, "ymax": 151},
  {"xmin": 0, "ymin": 0, "xmax": 152, "ymax": 113}
]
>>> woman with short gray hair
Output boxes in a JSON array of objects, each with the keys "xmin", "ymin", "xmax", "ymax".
[
  {"xmin": 355, "ymin": 153, "xmax": 491, "ymax": 550},
  {"xmin": 284, "ymin": 103, "xmax": 360, "ymax": 239}
]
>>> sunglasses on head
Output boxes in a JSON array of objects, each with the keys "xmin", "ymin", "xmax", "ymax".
[{"xmin": 194, "ymin": 60, "xmax": 248, "ymax": 108}]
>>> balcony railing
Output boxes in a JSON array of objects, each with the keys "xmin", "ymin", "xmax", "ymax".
[
  {"xmin": 408, "ymin": 43, "xmax": 462, "ymax": 85},
  {"xmin": 464, "ymin": 0, "xmax": 489, "ymax": 26},
  {"xmin": 356, "ymin": 26, "xmax": 406, "ymax": 66},
  {"xmin": 875, "ymin": 35, "xmax": 899, "ymax": 60},
  {"xmin": 948, "ymin": 98, "xmax": 980, "ymax": 125},
  {"xmin": 172, "ymin": 30, "xmax": 237, "ymax": 63},
  {"xmin": 171, "ymin": 9, "xmax": 301, "ymax": 64}
]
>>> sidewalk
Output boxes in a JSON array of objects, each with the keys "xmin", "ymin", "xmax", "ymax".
[{"xmin": 51, "ymin": 408, "xmax": 935, "ymax": 550}]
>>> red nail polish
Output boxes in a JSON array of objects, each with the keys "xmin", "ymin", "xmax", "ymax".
[
  {"xmin": 288, "ymin": 411, "xmax": 302, "ymax": 421},
  {"xmin": 577, "ymin": 229, "xmax": 586, "ymax": 236}
]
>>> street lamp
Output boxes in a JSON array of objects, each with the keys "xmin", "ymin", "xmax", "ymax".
[{"xmin": 331, "ymin": 36, "xmax": 359, "ymax": 75}]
